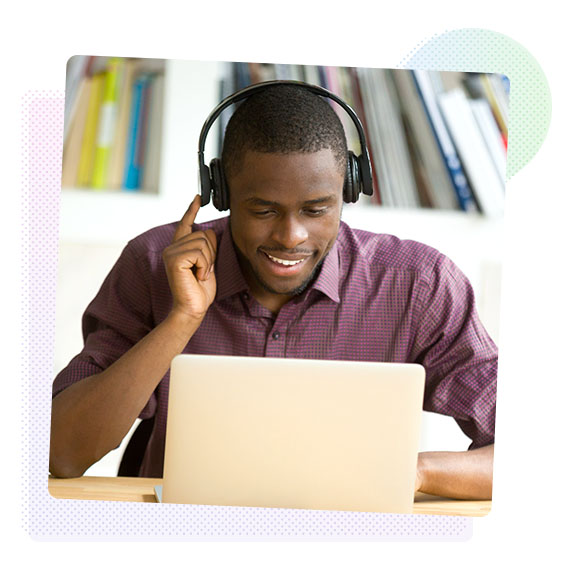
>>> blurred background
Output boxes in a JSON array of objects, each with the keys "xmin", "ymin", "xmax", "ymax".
[{"xmin": 56, "ymin": 57, "xmax": 507, "ymax": 476}]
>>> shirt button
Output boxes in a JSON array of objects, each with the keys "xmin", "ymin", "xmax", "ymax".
[
  {"xmin": 272, "ymin": 331, "xmax": 280, "ymax": 340},
  {"xmin": 242, "ymin": 293, "xmax": 249, "ymax": 300}
]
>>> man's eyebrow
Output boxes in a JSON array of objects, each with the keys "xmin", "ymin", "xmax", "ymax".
[
  {"xmin": 243, "ymin": 195, "xmax": 337, "ymax": 207},
  {"xmin": 243, "ymin": 197, "xmax": 281, "ymax": 207},
  {"xmin": 302, "ymin": 195, "xmax": 338, "ymax": 206}
]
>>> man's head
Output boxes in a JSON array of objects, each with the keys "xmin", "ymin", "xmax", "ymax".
[
  {"xmin": 221, "ymin": 84, "xmax": 348, "ymax": 180},
  {"xmin": 221, "ymin": 85, "xmax": 348, "ymax": 312}
]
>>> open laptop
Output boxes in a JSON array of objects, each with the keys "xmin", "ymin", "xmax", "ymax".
[{"xmin": 158, "ymin": 354, "xmax": 425, "ymax": 514}]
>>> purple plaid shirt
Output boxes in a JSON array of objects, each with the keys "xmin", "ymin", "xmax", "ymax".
[{"xmin": 53, "ymin": 216, "xmax": 497, "ymax": 477}]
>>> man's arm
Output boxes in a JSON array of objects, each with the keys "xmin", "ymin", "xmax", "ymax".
[
  {"xmin": 415, "ymin": 444, "xmax": 494, "ymax": 500},
  {"xmin": 409, "ymin": 252, "xmax": 496, "ymax": 501},
  {"xmin": 50, "ymin": 196, "xmax": 216, "ymax": 478}
]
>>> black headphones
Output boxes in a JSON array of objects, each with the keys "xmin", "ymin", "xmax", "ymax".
[{"xmin": 197, "ymin": 80, "xmax": 374, "ymax": 211}]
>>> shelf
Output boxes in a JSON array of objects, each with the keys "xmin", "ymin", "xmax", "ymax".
[
  {"xmin": 60, "ymin": 58, "xmax": 224, "ymax": 244},
  {"xmin": 59, "ymin": 57, "xmax": 505, "ymax": 278}
]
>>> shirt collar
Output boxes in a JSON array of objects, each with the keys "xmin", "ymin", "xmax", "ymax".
[
  {"xmin": 308, "ymin": 239, "xmax": 340, "ymax": 303},
  {"xmin": 214, "ymin": 218, "xmax": 341, "ymax": 304}
]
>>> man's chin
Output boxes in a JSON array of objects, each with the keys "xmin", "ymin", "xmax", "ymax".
[
  {"xmin": 255, "ymin": 264, "xmax": 323, "ymax": 298},
  {"xmin": 260, "ymin": 280, "xmax": 310, "ymax": 297},
  {"xmin": 233, "ymin": 241, "xmax": 324, "ymax": 299}
]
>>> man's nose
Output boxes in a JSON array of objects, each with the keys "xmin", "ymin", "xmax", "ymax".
[{"xmin": 272, "ymin": 214, "xmax": 309, "ymax": 250}]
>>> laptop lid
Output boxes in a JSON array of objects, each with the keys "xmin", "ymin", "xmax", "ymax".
[{"xmin": 162, "ymin": 355, "xmax": 425, "ymax": 513}]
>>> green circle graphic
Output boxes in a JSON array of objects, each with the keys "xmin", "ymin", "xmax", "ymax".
[{"xmin": 400, "ymin": 28, "xmax": 552, "ymax": 179}]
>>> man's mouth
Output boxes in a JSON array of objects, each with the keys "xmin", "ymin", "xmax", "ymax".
[{"xmin": 263, "ymin": 252, "xmax": 308, "ymax": 267}]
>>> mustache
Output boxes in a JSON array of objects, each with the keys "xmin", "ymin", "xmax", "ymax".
[{"xmin": 259, "ymin": 247, "xmax": 314, "ymax": 255}]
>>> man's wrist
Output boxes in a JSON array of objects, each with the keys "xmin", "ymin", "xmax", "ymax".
[
  {"xmin": 416, "ymin": 452, "xmax": 428, "ymax": 493},
  {"xmin": 414, "ymin": 446, "xmax": 494, "ymax": 500},
  {"xmin": 163, "ymin": 309, "xmax": 204, "ymax": 344}
]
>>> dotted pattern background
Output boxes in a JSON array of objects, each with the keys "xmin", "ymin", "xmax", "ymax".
[
  {"xmin": 20, "ymin": 89, "xmax": 472, "ymax": 541},
  {"xmin": 399, "ymin": 28, "xmax": 552, "ymax": 180}
]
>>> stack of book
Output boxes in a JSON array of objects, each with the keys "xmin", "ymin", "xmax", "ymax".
[
  {"xmin": 62, "ymin": 56, "xmax": 165, "ymax": 193},
  {"xmin": 220, "ymin": 62, "xmax": 509, "ymax": 217}
]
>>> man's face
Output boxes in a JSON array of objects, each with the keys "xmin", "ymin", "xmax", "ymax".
[{"xmin": 228, "ymin": 148, "xmax": 345, "ymax": 312}]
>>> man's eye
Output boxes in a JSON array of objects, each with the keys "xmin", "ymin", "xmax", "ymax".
[
  {"xmin": 305, "ymin": 208, "xmax": 328, "ymax": 216},
  {"xmin": 252, "ymin": 210, "xmax": 275, "ymax": 217}
]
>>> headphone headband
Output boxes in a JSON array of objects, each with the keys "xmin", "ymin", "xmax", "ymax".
[{"xmin": 197, "ymin": 79, "xmax": 373, "ymax": 207}]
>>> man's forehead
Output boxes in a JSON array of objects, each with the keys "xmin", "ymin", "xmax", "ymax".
[
  {"xmin": 242, "ymin": 194, "xmax": 340, "ymax": 206},
  {"xmin": 230, "ymin": 148, "xmax": 344, "ymax": 176},
  {"xmin": 233, "ymin": 149, "xmax": 343, "ymax": 179}
]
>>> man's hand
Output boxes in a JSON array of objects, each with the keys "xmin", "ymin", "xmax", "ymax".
[
  {"xmin": 162, "ymin": 195, "xmax": 218, "ymax": 325},
  {"xmin": 51, "ymin": 197, "xmax": 219, "ymax": 478}
]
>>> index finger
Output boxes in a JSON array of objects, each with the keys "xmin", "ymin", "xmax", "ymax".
[{"xmin": 173, "ymin": 194, "xmax": 201, "ymax": 243}]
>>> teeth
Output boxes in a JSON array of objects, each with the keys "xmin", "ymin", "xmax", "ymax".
[{"xmin": 265, "ymin": 253, "xmax": 305, "ymax": 266}]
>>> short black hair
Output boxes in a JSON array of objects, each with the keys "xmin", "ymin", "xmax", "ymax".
[{"xmin": 221, "ymin": 84, "xmax": 348, "ymax": 178}]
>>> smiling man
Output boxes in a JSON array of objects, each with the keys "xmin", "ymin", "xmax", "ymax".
[
  {"xmin": 229, "ymin": 149, "xmax": 343, "ymax": 312},
  {"xmin": 51, "ymin": 84, "xmax": 496, "ymax": 500}
]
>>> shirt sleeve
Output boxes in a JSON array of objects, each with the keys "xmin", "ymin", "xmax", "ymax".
[
  {"xmin": 411, "ymin": 252, "xmax": 497, "ymax": 449},
  {"xmin": 52, "ymin": 240, "xmax": 158, "ymax": 419}
]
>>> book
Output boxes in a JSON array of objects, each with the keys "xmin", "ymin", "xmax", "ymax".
[
  {"xmin": 469, "ymin": 98, "xmax": 507, "ymax": 184},
  {"xmin": 76, "ymin": 71, "xmax": 105, "ymax": 187},
  {"xmin": 61, "ymin": 77, "xmax": 92, "ymax": 188},
  {"xmin": 141, "ymin": 73, "xmax": 165, "ymax": 192},
  {"xmin": 233, "ymin": 61, "xmax": 252, "ymax": 90},
  {"xmin": 482, "ymin": 74, "xmax": 510, "ymax": 138},
  {"xmin": 358, "ymin": 68, "xmax": 419, "ymax": 208},
  {"xmin": 348, "ymin": 67, "xmax": 381, "ymax": 204},
  {"xmin": 391, "ymin": 70, "xmax": 459, "ymax": 210},
  {"xmin": 356, "ymin": 67, "xmax": 393, "ymax": 206},
  {"xmin": 248, "ymin": 62, "xmax": 276, "ymax": 84},
  {"xmin": 63, "ymin": 55, "xmax": 91, "ymax": 145},
  {"xmin": 438, "ymin": 88, "xmax": 505, "ymax": 217},
  {"xmin": 217, "ymin": 61, "xmax": 236, "ymax": 154},
  {"xmin": 465, "ymin": 73, "xmax": 509, "ymax": 139},
  {"xmin": 135, "ymin": 75, "xmax": 153, "ymax": 188},
  {"xmin": 412, "ymin": 70, "xmax": 478, "ymax": 212},
  {"xmin": 92, "ymin": 57, "xmax": 123, "ymax": 189},
  {"xmin": 107, "ymin": 58, "xmax": 140, "ymax": 190},
  {"xmin": 274, "ymin": 63, "xmax": 304, "ymax": 81},
  {"xmin": 323, "ymin": 66, "xmax": 361, "ymax": 153},
  {"xmin": 382, "ymin": 69, "xmax": 420, "ymax": 208},
  {"xmin": 302, "ymin": 65, "xmax": 322, "ymax": 87},
  {"xmin": 123, "ymin": 73, "xmax": 152, "ymax": 190}
]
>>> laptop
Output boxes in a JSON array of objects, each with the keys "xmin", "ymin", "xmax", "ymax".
[{"xmin": 159, "ymin": 354, "xmax": 425, "ymax": 514}]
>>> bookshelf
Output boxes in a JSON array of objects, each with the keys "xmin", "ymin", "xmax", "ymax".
[
  {"xmin": 59, "ymin": 55, "xmax": 507, "ymax": 334},
  {"xmin": 60, "ymin": 58, "xmax": 224, "ymax": 244},
  {"xmin": 60, "ymin": 58, "xmax": 508, "ymax": 244},
  {"xmin": 59, "ymin": 56, "xmax": 506, "ymax": 341}
]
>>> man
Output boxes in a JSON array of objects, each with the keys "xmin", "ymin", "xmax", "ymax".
[{"xmin": 50, "ymin": 84, "xmax": 495, "ymax": 500}]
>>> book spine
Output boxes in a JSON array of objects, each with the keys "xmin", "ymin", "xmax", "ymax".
[
  {"xmin": 123, "ymin": 74, "xmax": 147, "ymax": 191},
  {"xmin": 142, "ymin": 73, "xmax": 165, "ymax": 193},
  {"xmin": 412, "ymin": 70, "xmax": 478, "ymax": 212},
  {"xmin": 92, "ymin": 57, "xmax": 122, "ymax": 189},
  {"xmin": 107, "ymin": 59, "xmax": 136, "ymax": 190},
  {"xmin": 438, "ymin": 89, "xmax": 505, "ymax": 217},
  {"xmin": 134, "ymin": 75, "xmax": 153, "ymax": 189},
  {"xmin": 77, "ymin": 72, "xmax": 105, "ymax": 187},
  {"xmin": 61, "ymin": 77, "xmax": 92, "ymax": 188}
]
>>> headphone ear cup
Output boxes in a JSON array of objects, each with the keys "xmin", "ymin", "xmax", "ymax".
[
  {"xmin": 343, "ymin": 151, "xmax": 362, "ymax": 203},
  {"xmin": 209, "ymin": 158, "xmax": 230, "ymax": 211},
  {"xmin": 199, "ymin": 163, "xmax": 212, "ymax": 206}
]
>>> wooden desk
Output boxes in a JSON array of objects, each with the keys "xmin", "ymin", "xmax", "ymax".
[{"xmin": 48, "ymin": 476, "xmax": 491, "ymax": 517}]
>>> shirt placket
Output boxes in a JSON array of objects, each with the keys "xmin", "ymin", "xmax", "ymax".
[{"xmin": 263, "ymin": 302, "xmax": 303, "ymax": 358}]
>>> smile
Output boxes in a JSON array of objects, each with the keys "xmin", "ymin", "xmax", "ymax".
[{"xmin": 264, "ymin": 252, "xmax": 307, "ymax": 266}]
